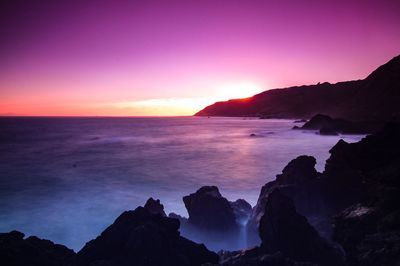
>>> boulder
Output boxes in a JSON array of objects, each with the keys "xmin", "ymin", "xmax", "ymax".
[
  {"xmin": 220, "ymin": 190, "xmax": 343, "ymax": 266},
  {"xmin": 248, "ymin": 156, "xmax": 327, "ymax": 241},
  {"xmin": 0, "ymin": 230, "xmax": 76, "ymax": 266},
  {"xmin": 300, "ymin": 114, "xmax": 337, "ymax": 130},
  {"xmin": 259, "ymin": 190, "xmax": 344, "ymax": 266},
  {"xmin": 275, "ymin": 156, "xmax": 318, "ymax": 185},
  {"xmin": 327, "ymin": 123, "xmax": 400, "ymax": 265},
  {"xmin": 180, "ymin": 187, "xmax": 253, "ymax": 251},
  {"xmin": 183, "ymin": 186, "xmax": 237, "ymax": 231},
  {"xmin": 144, "ymin": 197, "xmax": 166, "ymax": 216},
  {"xmin": 230, "ymin": 199, "xmax": 252, "ymax": 224},
  {"xmin": 332, "ymin": 204, "xmax": 379, "ymax": 264},
  {"xmin": 323, "ymin": 123, "xmax": 400, "ymax": 212},
  {"xmin": 298, "ymin": 114, "xmax": 380, "ymax": 134},
  {"xmin": 77, "ymin": 206, "xmax": 218, "ymax": 266}
]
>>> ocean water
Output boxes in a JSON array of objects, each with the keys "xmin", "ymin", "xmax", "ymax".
[{"xmin": 0, "ymin": 117, "xmax": 364, "ymax": 251}]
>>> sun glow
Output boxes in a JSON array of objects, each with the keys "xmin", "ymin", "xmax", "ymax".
[
  {"xmin": 103, "ymin": 81, "xmax": 265, "ymax": 116},
  {"xmin": 108, "ymin": 97, "xmax": 216, "ymax": 116},
  {"xmin": 215, "ymin": 81, "xmax": 263, "ymax": 101},
  {"xmin": 1, "ymin": 80, "xmax": 266, "ymax": 116}
]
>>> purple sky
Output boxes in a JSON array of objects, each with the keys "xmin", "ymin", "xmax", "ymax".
[{"xmin": 1, "ymin": 0, "xmax": 399, "ymax": 115}]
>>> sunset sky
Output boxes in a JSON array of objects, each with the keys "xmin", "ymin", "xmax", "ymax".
[{"xmin": 1, "ymin": 0, "xmax": 399, "ymax": 116}]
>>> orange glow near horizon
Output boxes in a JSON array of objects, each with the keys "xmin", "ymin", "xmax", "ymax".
[
  {"xmin": 1, "ymin": 1, "xmax": 399, "ymax": 116},
  {"xmin": 0, "ymin": 81, "xmax": 264, "ymax": 116}
]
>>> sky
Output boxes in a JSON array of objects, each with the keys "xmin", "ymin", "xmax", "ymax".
[{"xmin": 1, "ymin": 0, "xmax": 399, "ymax": 116}]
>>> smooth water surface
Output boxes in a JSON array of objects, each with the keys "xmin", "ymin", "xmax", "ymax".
[{"xmin": 0, "ymin": 117, "xmax": 364, "ymax": 250}]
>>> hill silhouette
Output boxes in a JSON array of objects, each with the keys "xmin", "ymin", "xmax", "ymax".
[{"xmin": 195, "ymin": 55, "xmax": 400, "ymax": 121}]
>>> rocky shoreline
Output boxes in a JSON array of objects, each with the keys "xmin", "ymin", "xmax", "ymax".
[
  {"xmin": 292, "ymin": 114, "xmax": 383, "ymax": 135},
  {"xmin": 2, "ymin": 123, "xmax": 400, "ymax": 266}
]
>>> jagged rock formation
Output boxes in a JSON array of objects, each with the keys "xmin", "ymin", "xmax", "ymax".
[
  {"xmin": 248, "ymin": 155, "xmax": 329, "ymax": 243},
  {"xmin": 329, "ymin": 123, "xmax": 400, "ymax": 265},
  {"xmin": 77, "ymin": 205, "xmax": 219, "ymax": 266},
  {"xmin": 181, "ymin": 186, "xmax": 252, "ymax": 251},
  {"xmin": 144, "ymin": 197, "xmax": 167, "ymax": 216},
  {"xmin": 183, "ymin": 186, "xmax": 238, "ymax": 232},
  {"xmin": 248, "ymin": 123, "xmax": 400, "ymax": 265},
  {"xmin": 215, "ymin": 190, "xmax": 344, "ymax": 266},
  {"xmin": 259, "ymin": 190, "xmax": 343, "ymax": 266},
  {"xmin": 196, "ymin": 55, "xmax": 400, "ymax": 122},
  {"xmin": 0, "ymin": 230, "xmax": 76, "ymax": 266},
  {"xmin": 294, "ymin": 114, "xmax": 382, "ymax": 135},
  {"xmin": 230, "ymin": 199, "xmax": 252, "ymax": 224}
]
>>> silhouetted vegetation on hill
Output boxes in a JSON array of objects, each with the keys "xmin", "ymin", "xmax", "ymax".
[{"xmin": 196, "ymin": 55, "xmax": 400, "ymax": 122}]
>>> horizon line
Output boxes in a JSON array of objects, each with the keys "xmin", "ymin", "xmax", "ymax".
[{"xmin": 0, "ymin": 115, "xmax": 198, "ymax": 118}]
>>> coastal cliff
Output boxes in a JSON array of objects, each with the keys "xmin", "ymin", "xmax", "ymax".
[{"xmin": 195, "ymin": 55, "xmax": 400, "ymax": 122}]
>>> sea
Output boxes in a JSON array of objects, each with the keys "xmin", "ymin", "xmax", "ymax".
[{"xmin": 0, "ymin": 116, "xmax": 365, "ymax": 251}]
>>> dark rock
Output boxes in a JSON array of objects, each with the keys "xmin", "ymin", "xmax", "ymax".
[
  {"xmin": 319, "ymin": 126, "xmax": 339, "ymax": 135},
  {"xmin": 183, "ymin": 186, "xmax": 237, "ymax": 231},
  {"xmin": 77, "ymin": 206, "xmax": 218, "ymax": 266},
  {"xmin": 300, "ymin": 114, "xmax": 380, "ymax": 134},
  {"xmin": 275, "ymin": 156, "xmax": 318, "ymax": 185},
  {"xmin": 357, "ymin": 232, "xmax": 400, "ymax": 266},
  {"xmin": 329, "ymin": 123, "xmax": 400, "ymax": 265},
  {"xmin": 0, "ymin": 230, "xmax": 76, "ymax": 266},
  {"xmin": 168, "ymin": 212, "xmax": 188, "ymax": 223},
  {"xmin": 249, "ymin": 156, "xmax": 324, "ymax": 238},
  {"xmin": 245, "ymin": 122, "xmax": 400, "ymax": 265},
  {"xmin": 300, "ymin": 114, "xmax": 336, "ymax": 130},
  {"xmin": 332, "ymin": 204, "xmax": 379, "ymax": 264},
  {"xmin": 217, "ymin": 248, "xmax": 316, "ymax": 266},
  {"xmin": 259, "ymin": 190, "xmax": 344, "ymax": 266},
  {"xmin": 250, "ymin": 180, "xmax": 278, "ymax": 230},
  {"xmin": 333, "ymin": 204, "xmax": 400, "ymax": 265},
  {"xmin": 230, "ymin": 199, "xmax": 252, "ymax": 224},
  {"xmin": 144, "ymin": 197, "xmax": 166, "ymax": 216},
  {"xmin": 181, "ymin": 186, "xmax": 252, "ymax": 251},
  {"xmin": 250, "ymin": 133, "xmax": 256, "ymax": 137},
  {"xmin": 379, "ymin": 209, "xmax": 400, "ymax": 231},
  {"xmin": 323, "ymin": 123, "xmax": 400, "ymax": 211}
]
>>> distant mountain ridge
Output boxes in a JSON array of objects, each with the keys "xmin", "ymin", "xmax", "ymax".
[{"xmin": 195, "ymin": 55, "xmax": 400, "ymax": 121}]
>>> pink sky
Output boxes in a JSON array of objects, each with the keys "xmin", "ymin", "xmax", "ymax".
[{"xmin": 1, "ymin": 0, "xmax": 399, "ymax": 116}]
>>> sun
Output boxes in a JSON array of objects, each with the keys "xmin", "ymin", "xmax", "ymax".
[{"xmin": 216, "ymin": 81, "xmax": 263, "ymax": 101}]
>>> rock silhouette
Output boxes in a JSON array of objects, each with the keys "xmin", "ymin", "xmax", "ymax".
[
  {"xmin": 259, "ymin": 190, "xmax": 344, "ymax": 266},
  {"xmin": 183, "ymin": 186, "xmax": 238, "ymax": 232},
  {"xmin": 230, "ymin": 199, "xmax": 252, "ymax": 224},
  {"xmin": 246, "ymin": 122, "xmax": 400, "ymax": 265},
  {"xmin": 248, "ymin": 155, "xmax": 329, "ymax": 242},
  {"xmin": 181, "ymin": 186, "xmax": 252, "ymax": 251},
  {"xmin": 0, "ymin": 230, "xmax": 76, "ymax": 266},
  {"xmin": 144, "ymin": 197, "xmax": 166, "ymax": 216},
  {"xmin": 295, "ymin": 114, "xmax": 381, "ymax": 135},
  {"xmin": 77, "ymin": 205, "xmax": 219, "ymax": 266},
  {"xmin": 196, "ymin": 55, "xmax": 400, "ymax": 122}
]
